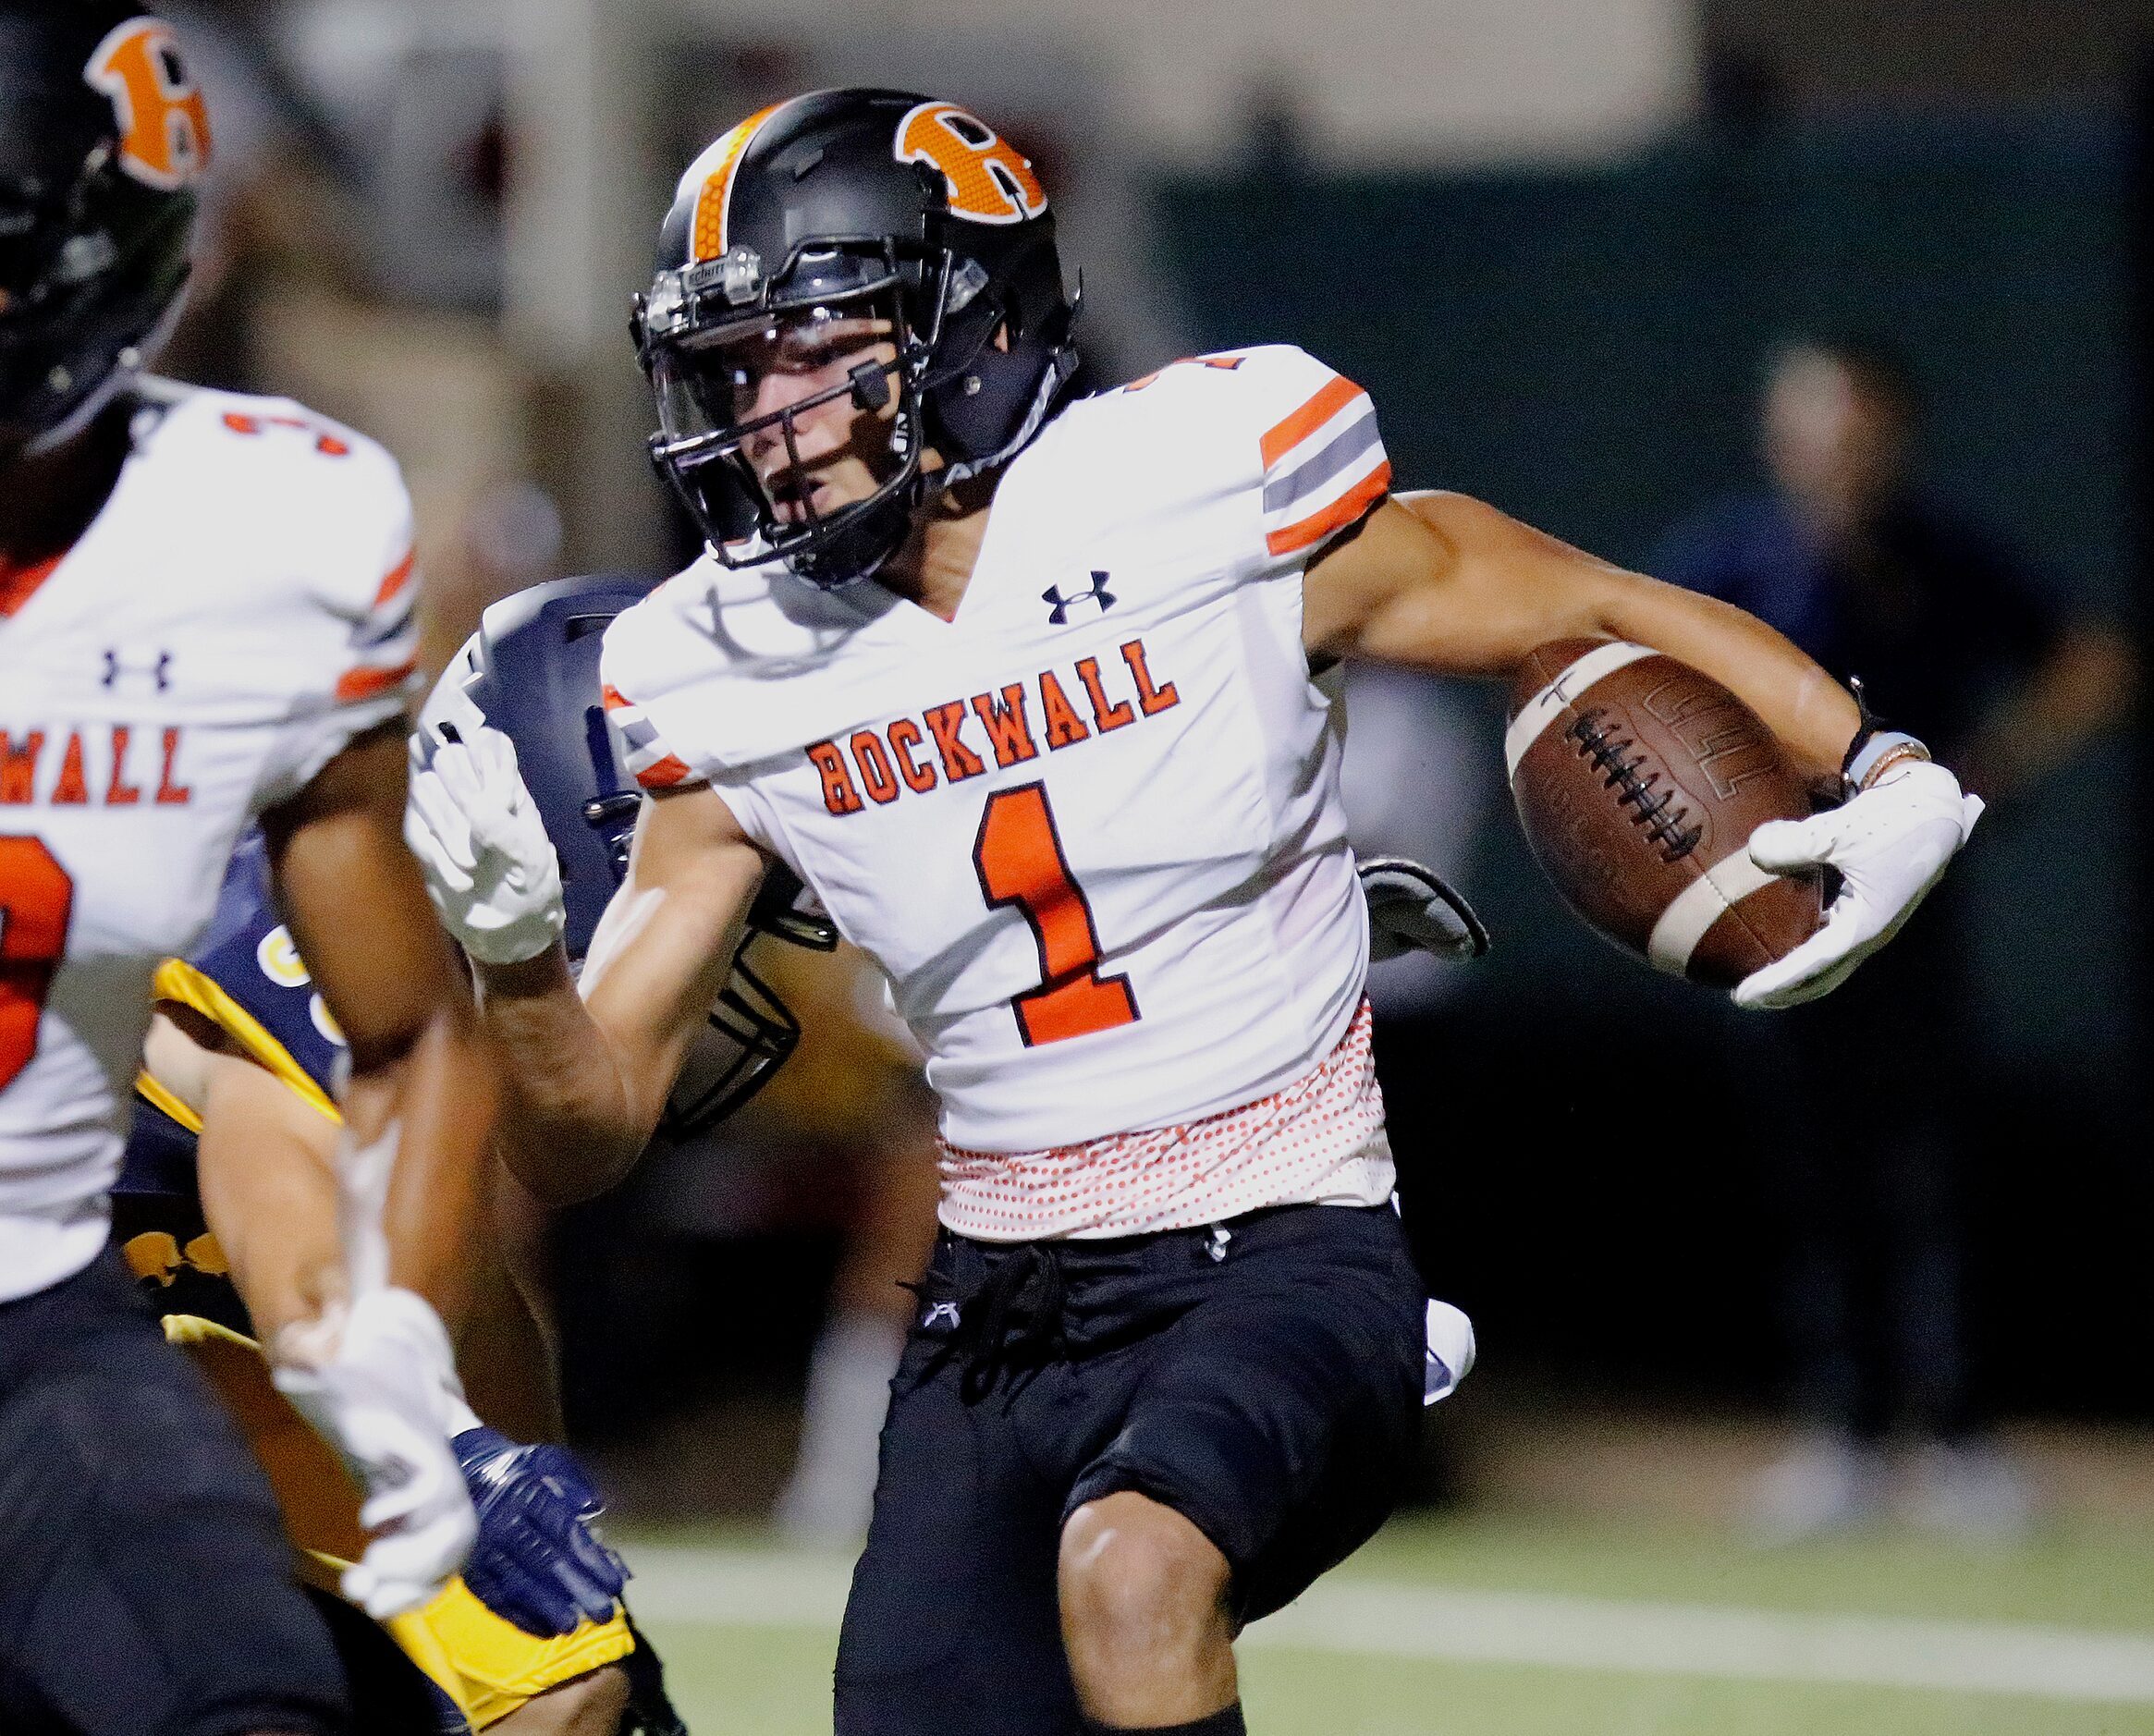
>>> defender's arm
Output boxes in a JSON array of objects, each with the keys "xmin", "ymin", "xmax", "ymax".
[
  {"xmin": 189, "ymin": 1032, "xmax": 347, "ymax": 1344},
  {"xmin": 146, "ymin": 1007, "xmax": 557, "ymax": 1432},
  {"xmin": 141, "ymin": 1005, "xmax": 343, "ymax": 1342},
  {"xmin": 1303, "ymin": 492, "xmax": 1862, "ymax": 786}
]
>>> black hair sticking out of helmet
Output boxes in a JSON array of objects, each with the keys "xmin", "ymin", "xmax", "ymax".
[
  {"xmin": 424, "ymin": 574, "xmax": 838, "ymax": 1138},
  {"xmin": 634, "ymin": 88, "xmax": 1081, "ymax": 590},
  {"xmin": 0, "ymin": 4, "xmax": 206, "ymax": 454}
]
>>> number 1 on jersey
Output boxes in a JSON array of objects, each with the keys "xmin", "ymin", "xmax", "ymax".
[
  {"xmin": 973, "ymin": 783, "xmax": 1139, "ymax": 1046},
  {"xmin": 0, "ymin": 837, "xmax": 75, "ymax": 1092}
]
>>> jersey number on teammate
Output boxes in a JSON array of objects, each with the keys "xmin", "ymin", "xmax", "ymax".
[
  {"xmin": 0, "ymin": 837, "xmax": 74, "ymax": 1090},
  {"xmin": 973, "ymin": 783, "xmax": 1138, "ymax": 1046}
]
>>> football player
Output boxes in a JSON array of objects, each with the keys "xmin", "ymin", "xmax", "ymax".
[
  {"xmin": 1, "ymin": 6, "xmax": 497, "ymax": 1733},
  {"xmin": 404, "ymin": 91, "xmax": 1980, "ymax": 1736},
  {"xmin": 422, "ymin": 573, "xmax": 1474, "ymax": 1562},
  {"xmin": 121, "ymin": 825, "xmax": 683, "ymax": 1736}
]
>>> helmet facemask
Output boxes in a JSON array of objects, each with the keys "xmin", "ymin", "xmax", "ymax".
[{"xmin": 642, "ymin": 239, "xmax": 971, "ymax": 590}]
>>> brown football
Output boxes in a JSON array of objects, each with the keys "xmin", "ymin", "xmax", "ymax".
[{"xmin": 1506, "ymin": 639, "xmax": 1825, "ymax": 988}]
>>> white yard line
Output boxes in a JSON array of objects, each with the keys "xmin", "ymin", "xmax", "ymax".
[{"xmin": 621, "ymin": 1544, "xmax": 2154, "ymax": 1705}]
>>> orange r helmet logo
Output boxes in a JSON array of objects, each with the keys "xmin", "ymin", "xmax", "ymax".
[
  {"xmin": 894, "ymin": 102, "xmax": 1046, "ymax": 226},
  {"xmin": 84, "ymin": 17, "xmax": 212, "ymax": 192}
]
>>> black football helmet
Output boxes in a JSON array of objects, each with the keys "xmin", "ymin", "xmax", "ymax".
[
  {"xmin": 0, "ymin": 4, "xmax": 206, "ymax": 453},
  {"xmin": 633, "ymin": 88, "xmax": 1080, "ymax": 589},
  {"xmin": 417, "ymin": 574, "xmax": 838, "ymax": 1138}
]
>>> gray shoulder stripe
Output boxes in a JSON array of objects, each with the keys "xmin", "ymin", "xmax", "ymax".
[{"xmin": 1261, "ymin": 408, "xmax": 1381, "ymax": 512}]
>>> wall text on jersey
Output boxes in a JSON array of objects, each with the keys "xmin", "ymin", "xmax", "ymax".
[{"xmin": 0, "ymin": 727, "xmax": 192, "ymax": 808}]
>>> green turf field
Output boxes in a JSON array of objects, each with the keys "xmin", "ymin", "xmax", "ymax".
[{"xmin": 629, "ymin": 1511, "xmax": 2154, "ymax": 1734}]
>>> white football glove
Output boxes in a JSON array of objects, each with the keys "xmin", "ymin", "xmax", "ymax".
[
  {"xmin": 1733, "ymin": 759, "xmax": 1983, "ymax": 1010},
  {"xmin": 272, "ymin": 1288, "xmax": 478, "ymax": 1619},
  {"xmin": 404, "ymin": 726, "xmax": 565, "ymax": 966}
]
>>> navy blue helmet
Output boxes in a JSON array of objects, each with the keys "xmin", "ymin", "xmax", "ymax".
[{"xmin": 419, "ymin": 574, "xmax": 835, "ymax": 1135}]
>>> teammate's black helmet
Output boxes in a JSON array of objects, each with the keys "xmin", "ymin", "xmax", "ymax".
[
  {"xmin": 633, "ymin": 88, "xmax": 1079, "ymax": 589},
  {"xmin": 0, "ymin": 4, "xmax": 206, "ymax": 453},
  {"xmin": 420, "ymin": 574, "xmax": 838, "ymax": 1137}
]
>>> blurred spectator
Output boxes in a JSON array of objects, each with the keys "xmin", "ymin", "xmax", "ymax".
[
  {"xmin": 159, "ymin": 0, "xmax": 370, "ymax": 388},
  {"xmin": 1654, "ymin": 336, "xmax": 2135, "ymax": 1539},
  {"xmin": 156, "ymin": 4, "xmax": 545, "ymax": 669}
]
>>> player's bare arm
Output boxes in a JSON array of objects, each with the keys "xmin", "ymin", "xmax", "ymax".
[
  {"xmin": 138, "ymin": 1001, "xmax": 343, "ymax": 1341},
  {"xmin": 138, "ymin": 1003, "xmax": 636, "ymax": 1730},
  {"xmin": 1306, "ymin": 489, "xmax": 1981, "ymax": 1007},
  {"xmin": 234, "ymin": 724, "xmax": 496, "ymax": 1619},
  {"xmin": 1303, "ymin": 491, "xmax": 1860, "ymax": 782},
  {"xmin": 425, "ymin": 769, "xmax": 766, "ymax": 1202},
  {"xmin": 261, "ymin": 723, "xmax": 500, "ymax": 1326},
  {"xmin": 185, "ymin": 1025, "xmax": 347, "ymax": 1342}
]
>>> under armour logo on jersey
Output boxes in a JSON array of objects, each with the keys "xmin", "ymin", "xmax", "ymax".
[
  {"xmin": 1043, "ymin": 572, "xmax": 1116, "ymax": 626},
  {"xmin": 101, "ymin": 647, "xmax": 173, "ymax": 692},
  {"xmin": 921, "ymin": 1301, "xmax": 962, "ymax": 1332}
]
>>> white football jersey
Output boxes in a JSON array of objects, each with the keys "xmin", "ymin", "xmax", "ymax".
[
  {"xmin": 0, "ymin": 384, "xmax": 420, "ymax": 1300},
  {"xmin": 603, "ymin": 346, "xmax": 1393, "ymax": 1156}
]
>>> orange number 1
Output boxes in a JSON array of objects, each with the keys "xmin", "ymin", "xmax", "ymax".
[
  {"xmin": 0, "ymin": 837, "xmax": 74, "ymax": 1092},
  {"xmin": 973, "ymin": 783, "xmax": 1139, "ymax": 1046}
]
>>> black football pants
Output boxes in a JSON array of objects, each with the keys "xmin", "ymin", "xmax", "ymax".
[
  {"xmin": 0, "ymin": 1249, "xmax": 348, "ymax": 1736},
  {"xmin": 833, "ymin": 1204, "xmax": 1426, "ymax": 1736}
]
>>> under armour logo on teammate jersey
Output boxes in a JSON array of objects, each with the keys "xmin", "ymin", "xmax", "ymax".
[
  {"xmin": 1042, "ymin": 572, "xmax": 1116, "ymax": 626},
  {"xmin": 101, "ymin": 647, "xmax": 173, "ymax": 692},
  {"xmin": 922, "ymin": 1301, "xmax": 961, "ymax": 1331}
]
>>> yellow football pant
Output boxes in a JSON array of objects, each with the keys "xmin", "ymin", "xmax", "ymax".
[{"xmin": 163, "ymin": 1314, "xmax": 633, "ymax": 1729}]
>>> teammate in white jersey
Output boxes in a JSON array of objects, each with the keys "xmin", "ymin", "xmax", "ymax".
[
  {"xmin": 405, "ymin": 90, "xmax": 1980, "ymax": 1735},
  {"xmin": 0, "ymin": 9, "xmax": 499, "ymax": 1733}
]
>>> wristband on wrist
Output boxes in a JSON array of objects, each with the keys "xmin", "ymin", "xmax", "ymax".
[
  {"xmin": 1844, "ymin": 729, "xmax": 1931, "ymax": 793},
  {"xmin": 1838, "ymin": 674, "xmax": 1881, "ymax": 776},
  {"xmin": 1837, "ymin": 676, "xmax": 1932, "ymax": 794}
]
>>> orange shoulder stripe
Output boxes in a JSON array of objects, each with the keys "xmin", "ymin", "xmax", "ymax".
[
  {"xmin": 602, "ymin": 684, "xmax": 631, "ymax": 711},
  {"xmin": 1260, "ymin": 375, "xmax": 1365, "ymax": 470},
  {"xmin": 1264, "ymin": 460, "xmax": 1391, "ymax": 557},
  {"xmin": 336, "ymin": 659, "xmax": 417, "ymax": 703},
  {"xmin": 373, "ymin": 549, "xmax": 417, "ymax": 609}
]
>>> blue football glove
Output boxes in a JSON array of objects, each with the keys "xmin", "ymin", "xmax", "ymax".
[{"xmin": 452, "ymin": 1426, "xmax": 630, "ymax": 1637}]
